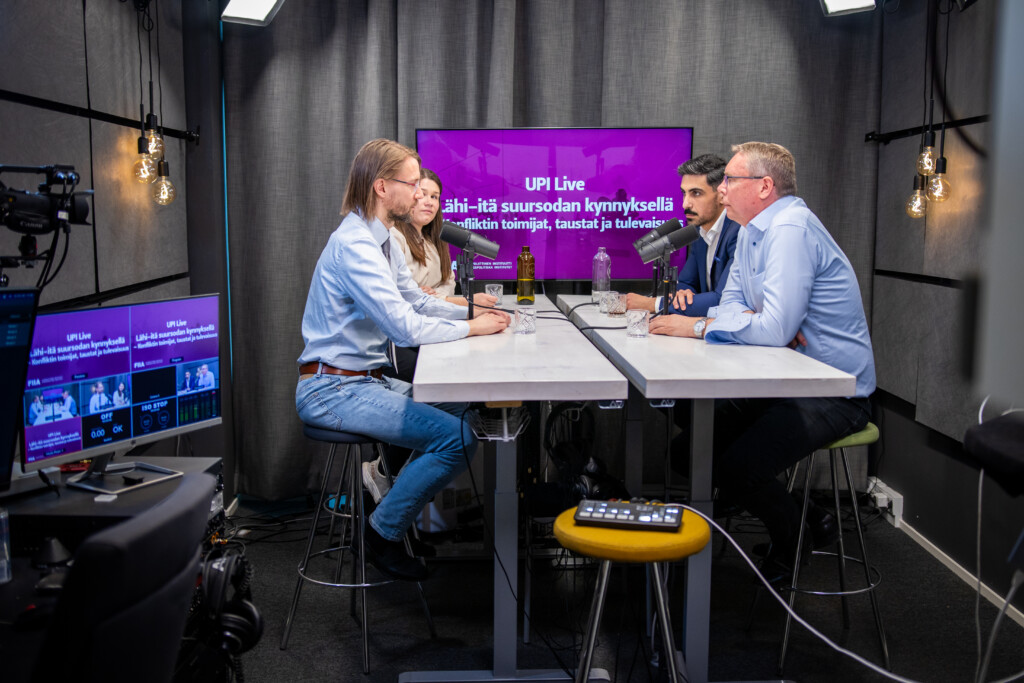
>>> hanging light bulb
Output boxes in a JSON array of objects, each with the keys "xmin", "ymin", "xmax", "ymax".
[
  {"xmin": 916, "ymin": 130, "xmax": 937, "ymax": 176},
  {"xmin": 905, "ymin": 176, "xmax": 927, "ymax": 219},
  {"xmin": 926, "ymin": 157, "xmax": 952, "ymax": 202},
  {"xmin": 145, "ymin": 113, "xmax": 165, "ymax": 160},
  {"xmin": 152, "ymin": 159, "xmax": 176, "ymax": 205},
  {"xmin": 132, "ymin": 136, "xmax": 158, "ymax": 184}
]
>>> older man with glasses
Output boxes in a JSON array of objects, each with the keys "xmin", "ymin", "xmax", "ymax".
[{"xmin": 649, "ymin": 141, "xmax": 876, "ymax": 584}]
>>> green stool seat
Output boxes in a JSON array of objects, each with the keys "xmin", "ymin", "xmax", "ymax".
[{"xmin": 826, "ymin": 421, "xmax": 879, "ymax": 449}]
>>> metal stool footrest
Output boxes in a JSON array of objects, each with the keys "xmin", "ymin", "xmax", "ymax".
[
  {"xmin": 280, "ymin": 429, "xmax": 436, "ymax": 674},
  {"xmin": 784, "ymin": 551, "xmax": 883, "ymax": 598}
]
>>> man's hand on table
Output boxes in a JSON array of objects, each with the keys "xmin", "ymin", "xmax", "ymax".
[
  {"xmin": 625, "ymin": 292, "xmax": 657, "ymax": 312},
  {"xmin": 467, "ymin": 309, "xmax": 511, "ymax": 336},
  {"xmin": 649, "ymin": 314, "xmax": 714, "ymax": 338}
]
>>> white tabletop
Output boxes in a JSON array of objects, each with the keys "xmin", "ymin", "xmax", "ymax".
[
  {"xmin": 413, "ymin": 296, "xmax": 628, "ymax": 403},
  {"xmin": 556, "ymin": 295, "xmax": 856, "ymax": 399}
]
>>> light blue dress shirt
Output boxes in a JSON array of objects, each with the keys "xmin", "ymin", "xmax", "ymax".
[
  {"xmin": 298, "ymin": 211, "xmax": 469, "ymax": 371},
  {"xmin": 705, "ymin": 196, "xmax": 876, "ymax": 397}
]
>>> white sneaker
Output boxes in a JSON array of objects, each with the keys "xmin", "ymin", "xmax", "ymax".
[{"xmin": 362, "ymin": 457, "xmax": 392, "ymax": 503}]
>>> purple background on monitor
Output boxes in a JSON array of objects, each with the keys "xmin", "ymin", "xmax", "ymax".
[
  {"xmin": 23, "ymin": 423, "xmax": 82, "ymax": 464},
  {"xmin": 417, "ymin": 128, "xmax": 694, "ymax": 280},
  {"xmin": 130, "ymin": 296, "xmax": 220, "ymax": 369},
  {"xmin": 25, "ymin": 307, "xmax": 131, "ymax": 385}
]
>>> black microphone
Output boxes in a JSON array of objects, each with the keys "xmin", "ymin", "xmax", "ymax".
[
  {"xmin": 439, "ymin": 220, "xmax": 500, "ymax": 260},
  {"xmin": 631, "ymin": 218, "xmax": 681, "ymax": 251},
  {"xmin": 637, "ymin": 224, "xmax": 701, "ymax": 264}
]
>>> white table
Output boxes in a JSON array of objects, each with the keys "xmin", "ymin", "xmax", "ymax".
[
  {"xmin": 404, "ymin": 295, "xmax": 628, "ymax": 682},
  {"xmin": 556, "ymin": 294, "xmax": 856, "ymax": 683}
]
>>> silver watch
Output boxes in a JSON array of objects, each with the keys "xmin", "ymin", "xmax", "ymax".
[{"xmin": 693, "ymin": 317, "xmax": 708, "ymax": 338}]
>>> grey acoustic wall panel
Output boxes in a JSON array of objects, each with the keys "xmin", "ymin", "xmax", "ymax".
[
  {"xmin": 0, "ymin": 102, "xmax": 96, "ymax": 304},
  {"xmin": 872, "ymin": 275, "xmax": 920, "ymax": 404},
  {"xmin": 874, "ymin": 137, "xmax": 927, "ymax": 274},
  {"xmin": 879, "ymin": 0, "xmax": 926, "ymax": 133},
  {"xmin": 85, "ymin": 0, "xmax": 188, "ymax": 130},
  {"xmin": 0, "ymin": 0, "xmax": 87, "ymax": 106},
  {"xmin": 92, "ymin": 121, "xmax": 188, "ymax": 291},
  {"xmin": 106, "ymin": 277, "xmax": 191, "ymax": 305},
  {"xmin": 915, "ymin": 285, "xmax": 977, "ymax": 441},
  {"xmin": 921, "ymin": 125, "xmax": 988, "ymax": 281}
]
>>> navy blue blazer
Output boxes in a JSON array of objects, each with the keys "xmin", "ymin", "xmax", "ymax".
[{"xmin": 669, "ymin": 216, "xmax": 740, "ymax": 317}]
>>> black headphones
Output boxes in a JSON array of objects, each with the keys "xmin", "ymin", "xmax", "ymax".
[{"xmin": 200, "ymin": 550, "xmax": 263, "ymax": 656}]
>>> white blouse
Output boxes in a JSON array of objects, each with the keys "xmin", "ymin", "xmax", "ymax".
[{"xmin": 390, "ymin": 228, "xmax": 456, "ymax": 299}]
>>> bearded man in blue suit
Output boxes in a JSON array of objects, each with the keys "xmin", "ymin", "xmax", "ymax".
[{"xmin": 627, "ymin": 153, "xmax": 740, "ymax": 318}]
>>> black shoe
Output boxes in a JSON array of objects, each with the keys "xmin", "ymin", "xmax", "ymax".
[
  {"xmin": 408, "ymin": 535, "xmax": 436, "ymax": 559},
  {"xmin": 364, "ymin": 525, "xmax": 428, "ymax": 581},
  {"xmin": 807, "ymin": 507, "xmax": 840, "ymax": 550},
  {"xmin": 758, "ymin": 549, "xmax": 796, "ymax": 587}
]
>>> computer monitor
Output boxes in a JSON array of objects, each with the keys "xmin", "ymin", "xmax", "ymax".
[
  {"xmin": 20, "ymin": 293, "xmax": 222, "ymax": 495},
  {"xmin": 0, "ymin": 288, "xmax": 40, "ymax": 493},
  {"xmin": 415, "ymin": 127, "xmax": 695, "ymax": 281}
]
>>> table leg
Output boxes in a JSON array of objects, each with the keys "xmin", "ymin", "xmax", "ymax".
[
  {"xmin": 684, "ymin": 398, "xmax": 715, "ymax": 683},
  {"xmin": 624, "ymin": 383, "xmax": 645, "ymax": 497},
  {"xmin": 400, "ymin": 440, "xmax": 609, "ymax": 682}
]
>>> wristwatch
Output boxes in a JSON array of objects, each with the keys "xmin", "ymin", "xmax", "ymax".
[{"xmin": 692, "ymin": 317, "xmax": 708, "ymax": 339}]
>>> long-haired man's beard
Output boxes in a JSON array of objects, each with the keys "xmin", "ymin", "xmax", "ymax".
[{"xmin": 387, "ymin": 209, "xmax": 412, "ymax": 225}]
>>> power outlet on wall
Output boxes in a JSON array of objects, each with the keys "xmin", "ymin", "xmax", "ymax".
[{"xmin": 867, "ymin": 476, "xmax": 904, "ymax": 528}]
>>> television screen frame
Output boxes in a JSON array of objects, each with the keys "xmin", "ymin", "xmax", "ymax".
[
  {"xmin": 415, "ymin": 126, "xmax": 695, "ymax": 282},
  {"xmin": 19, "ymin": 293, "xmax": 223, "ymax": 495},
  {"xmin": 0, "ymin": 288, "xmax": 40, "ymax": 494}
]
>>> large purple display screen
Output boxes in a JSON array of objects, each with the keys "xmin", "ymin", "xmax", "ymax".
[
  {"xmin": 21, "ymin": 295, "xmax": 220, "ymax": 467},
  {"xmin": 416, "ymin": 128, "xmax": 694, "ymax": 280}
]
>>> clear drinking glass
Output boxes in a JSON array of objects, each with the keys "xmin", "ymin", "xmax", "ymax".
[
  {"xmin": 515, "ymin": 306, "xmax": 537, "ymax": 334},
  {"xmin": 606, "ymin": 293, "xmax": 627, "ymax": 317},
  {"xmin": 599, "ymin": 290, "xmax": 618, "ymax": 315},
  {"xmin": 625, "ymin": 309, "xmax": 649, "ymax": 338},
  {"xmin": 485, "ymin": 283, "xmax": 503, "ymax": 305}
]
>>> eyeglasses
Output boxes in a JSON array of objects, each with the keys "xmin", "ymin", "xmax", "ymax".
[
  {"xmin": 387, "ymin": 177, "xmax": 422, "ymax": 191},
  {"xmin": 721, "ymin": 175, "xmax": 764, "ymax": 187}
]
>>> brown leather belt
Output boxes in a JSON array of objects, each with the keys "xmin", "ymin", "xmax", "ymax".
[{"xmin": 298, "ymin": 362, "xmax": 383, "ymax": 379}]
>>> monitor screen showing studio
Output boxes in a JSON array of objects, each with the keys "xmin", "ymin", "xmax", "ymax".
[{"xmin": 20, "ymin": 293, "xmax": 222, "ymax": 495}]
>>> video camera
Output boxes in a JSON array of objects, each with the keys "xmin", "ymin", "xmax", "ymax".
[
  {"xmin": 1, "ymin": 164, "xmax": 90, "ymax": 235},
  {"xmin": 1, "ymin": 164, "xmax": 91, "ymax": 287}
]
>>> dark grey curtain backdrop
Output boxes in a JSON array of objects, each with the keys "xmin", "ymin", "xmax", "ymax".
[{"xmin": 223, "ymin": 0, "xmax": 881, "ymax": 500}]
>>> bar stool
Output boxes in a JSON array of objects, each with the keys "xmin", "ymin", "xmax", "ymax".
[
  {"xmin": 777, "ymin": 422, "xmax": 890, "ymax": 674},
  {"xmin": 280, "ymin": 425, "xmax": 435, "ymax": 674},
  {"xmin": 553, "ymin": 505, "xmax": 711, "ymax": 683}
]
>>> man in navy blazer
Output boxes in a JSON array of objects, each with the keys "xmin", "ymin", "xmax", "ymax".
[{"xmin": 627, "ymin": 153, "xmax": 739, "ymax": 318}]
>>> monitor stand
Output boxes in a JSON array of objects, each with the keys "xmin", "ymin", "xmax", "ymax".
[{"xmin": 66, "ymin": 448, "xmax": 183, "ymax": 495}]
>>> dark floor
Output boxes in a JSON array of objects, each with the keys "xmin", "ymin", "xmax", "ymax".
[{"xmin": 228, "ymin": 498, "xmax": 1024, "ymax": 683}]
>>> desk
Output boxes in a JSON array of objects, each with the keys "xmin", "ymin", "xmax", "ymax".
[
  {"xmin": 6, "ymin": 456, "xmax": 222, "ymax": 555},
  {"xmin": 404, "ymin": 295, "xmax": 628, "ymax": 682},
  {"xmin": 557, "ymin": 295, "xmax": 855, "ymax": 683},
  {"xmin": 0, "ymin": 456, "xmax": 222, "ymax": 682}
]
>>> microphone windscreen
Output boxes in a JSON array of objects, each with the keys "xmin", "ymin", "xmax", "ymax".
[
  {"xmin": 439, "ymin": 220, "xmax": 500, "ymax": 260},
  {"xmin": 632, "ymin": 218, "xmax": 681, "ymax": 250},
  {"xmin": 637, "ymin": 224, "xmax": 701, "ymax": 264},
  {"xmin": 666, "ymin": 223, "xmax": 701, "ymax": 250}
]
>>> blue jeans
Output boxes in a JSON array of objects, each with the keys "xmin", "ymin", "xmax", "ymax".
[{"xmin": 296, "ymin": 373, "xmax": 477, "ymax": 542}]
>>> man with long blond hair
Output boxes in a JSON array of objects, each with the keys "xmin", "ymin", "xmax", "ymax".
[{"xmin": 296, "ymin": 139, "xmax": 509, "ymax": 581}]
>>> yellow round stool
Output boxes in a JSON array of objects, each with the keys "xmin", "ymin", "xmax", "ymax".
[{"xmin": 553, "ymin": 505, "xmax": 710, "ymax": 683}]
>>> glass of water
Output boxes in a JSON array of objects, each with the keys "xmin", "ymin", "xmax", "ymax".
[
  {"xmin": 599, "ymin": 290, "xmax": 618, "ymax": 315},
  {"xmin": 515, "ymin": 306, "xmax": 537, "ymax": 334},
  {"xmin": 606, "ymin": 293, "xmax": 627, "ymax": 317},
  {"xmin": 625, "ymin": 309, "xmax": 649, "ymax": 338},
  {"xmin": 485, "ymin": 283, "xmax": 503, "ymax": 305}
]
